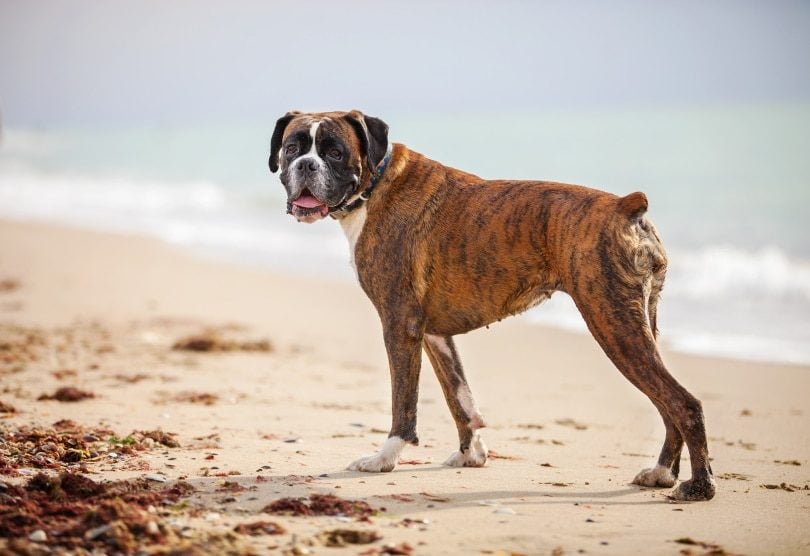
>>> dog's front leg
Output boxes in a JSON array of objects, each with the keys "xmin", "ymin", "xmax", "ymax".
[
  {"xmin": 347, "ymin": 309, "xmax": 423, "ymax": 473},
  {"xmin": 423, "ymin": 334, "xmax": 487, "ymax": 468}
]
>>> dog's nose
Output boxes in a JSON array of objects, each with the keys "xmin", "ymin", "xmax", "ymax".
[{"xmin": 296, "ymin": 159, "xmax": 319, "ymax": 174}]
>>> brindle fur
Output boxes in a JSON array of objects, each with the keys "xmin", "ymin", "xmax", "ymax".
[{"xmin": 270, "ymin": 111, "xmax": 716, "ymax": 502}]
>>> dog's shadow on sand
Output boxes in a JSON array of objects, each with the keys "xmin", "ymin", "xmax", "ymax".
[
  {"xmin": 190, "ymin": 466, "xmax": 673, "ymax": 512},
  {"xmin": 334, "ymin": 468, "xmax": 663, "ymax": 507}
]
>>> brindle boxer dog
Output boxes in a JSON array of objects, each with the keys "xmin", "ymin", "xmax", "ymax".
[{"xmin": 269, "ymin": 109, "xmax": 716, "ymax": 501}]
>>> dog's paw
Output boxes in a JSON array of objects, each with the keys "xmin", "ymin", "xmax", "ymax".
[
  {"xmin": 346, "ymin": 436, "xmax": 405, "ymax": 473},
  {"xmin": 347, "ymin": 454, "xmax": 396, "ymax": 472},
  {"xmin": 668, "ymin": 477, "xmax": 717, "ymax": 502},
  {"xmin": 444, "ymin": 432, "xmax": 487, "ymax": 468},
  {"xmin": 632, "ymin": 464, "xmax": 677, "ymax": 488}
]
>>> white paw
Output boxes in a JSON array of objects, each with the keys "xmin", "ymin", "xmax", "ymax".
[
  {"xmin": 346, "ymin": 436, "xmax": 405, "ymax": 473},
  {"xmin": 632, "ymin": 464, "xmax": 676, "ymax": 487},
  {"xmin": 444, "ymin": 431, "xmax": 487, "ymax": 468}
]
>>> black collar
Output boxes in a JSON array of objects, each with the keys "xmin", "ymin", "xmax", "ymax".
[{"xmin": 330, "ymin": 145, "xmax": 393, "ymax": 217}]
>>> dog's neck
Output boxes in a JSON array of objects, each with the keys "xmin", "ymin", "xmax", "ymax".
[{"xmin": 331, "ymin": 143, "xmax": 397, "ymax": 219}]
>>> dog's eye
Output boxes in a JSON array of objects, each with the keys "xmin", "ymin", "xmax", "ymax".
[
  {"xmin": 285, "ymin": 144, "xmax": 298, "ymax": 156},
  {"xmin": 328, "ymin": 148, "xmax": 342, "ymax": 160}
]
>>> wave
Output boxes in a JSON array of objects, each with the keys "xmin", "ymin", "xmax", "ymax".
[
  {"xmin": 0, "ymin": 167, "xmax": 352, "ymax": 276},
  {"xmin": 665, "ymin": 245, "xmax": 810, "ymax": 302},
  {"xmin": 0, "ymin": 168, "xmax": 229, "ymax": 221}
]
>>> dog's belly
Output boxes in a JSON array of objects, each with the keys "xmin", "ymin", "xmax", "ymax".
[{"xmin": 421, "ymin": 269, "xmax": 560, "ymax": 336}]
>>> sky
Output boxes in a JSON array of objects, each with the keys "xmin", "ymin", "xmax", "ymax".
[{"xmin": 1, "ymin": 0, "xmax": 809, "ymax": 129}]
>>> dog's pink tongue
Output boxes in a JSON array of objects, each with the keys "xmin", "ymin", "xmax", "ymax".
[{"xmin": 292, "ymin": 194, "xmax": 324, "ymax": 209}]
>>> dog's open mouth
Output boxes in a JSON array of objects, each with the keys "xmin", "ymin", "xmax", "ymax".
[{"xmin": 290, "ymin": 191, "xmax": 329, "ymax": 223}]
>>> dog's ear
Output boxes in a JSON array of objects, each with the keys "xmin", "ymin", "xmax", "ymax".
[
  {"xmin": 269, "ymin": 111, "xmax": 300, "ymax": 173},
  {"xmin": 345, "ymin": 110, "xmax": 389, "ymax": 172}
]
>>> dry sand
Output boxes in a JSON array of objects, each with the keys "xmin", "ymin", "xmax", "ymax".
[{"xmin": 1, "ymin": 219, "xmax": 809, "ymax": 555}]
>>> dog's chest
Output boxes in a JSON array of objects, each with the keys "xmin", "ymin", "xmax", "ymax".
[{"xmin": 338, "ymin": 206, "xmax": 368, "ymax": 275}]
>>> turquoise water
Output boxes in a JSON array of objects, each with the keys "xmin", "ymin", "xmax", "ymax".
[{"xmin": 1, "ymin": 103, "xmax": 809, "ymax": 364}]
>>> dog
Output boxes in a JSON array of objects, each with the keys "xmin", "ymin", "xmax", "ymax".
[{"xmin": 268, "ymin": 109, "xmax": 716, "ymax": 501}]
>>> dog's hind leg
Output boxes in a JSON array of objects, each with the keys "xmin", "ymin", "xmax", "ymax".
[
  {"xmin": 631, "ymin": 281, "xmax": 685, "ymax": 487},
  {"xmin": 423, "ymin": 334, "xmax": 487, "ymax": 467},
  {"xmin": 576, "ymin": 295, "xmax": 713, "ymax": 499},
  {"xmin": 569, "ymin": 258, "xmax": 714, "ymax": 501}
]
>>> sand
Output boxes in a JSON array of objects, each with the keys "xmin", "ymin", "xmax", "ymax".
[{"xmin": 1, "ymin": 219, "xmax": 808, "ymax": 555}]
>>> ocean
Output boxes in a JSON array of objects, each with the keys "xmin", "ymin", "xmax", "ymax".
[{"xmin": 1, "ymin": 103, "xmax": 809, "ymax": 365}]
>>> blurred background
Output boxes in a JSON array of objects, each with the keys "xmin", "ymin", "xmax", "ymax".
[{"xmin": 1, "ymin": 0, "xmax": 808, "ymax": 364}]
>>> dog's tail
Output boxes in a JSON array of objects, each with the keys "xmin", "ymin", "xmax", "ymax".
[{"xmin": 617, "ymin": 191, "xmax": 648, "ymax": 221}]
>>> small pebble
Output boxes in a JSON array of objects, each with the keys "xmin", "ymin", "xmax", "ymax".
[
  {"xmin": 145, "ymin": 473, "xmax": 167, "ymax": 483},
  {"xmin": 85, "ymin": 524, "xmax": 112, "ymax": 540},
  {"xmin": 494, "ymin": 507, "xmax": 516, "ymax": 515},
  {"xmin": 28, "ymin": 530, "xmax": 47, "ymax": 542}
]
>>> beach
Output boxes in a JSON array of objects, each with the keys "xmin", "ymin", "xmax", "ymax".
[{"xmin": 1, "ymin": 218, "xmax": 808, "ymax": 555}]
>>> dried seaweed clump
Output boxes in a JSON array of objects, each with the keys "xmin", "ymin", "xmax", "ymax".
[
  {"xmin": 263, "ymin": 493, "xmax": 378, "ymax": 520},
  {"xmin": 172, "ymin": 332, "xmax": 273, "ymax": 353},
  {"xmin": 171, "ymin": 391, "xmax": 220, "ymax": 406},
  {"xmin": 233, "ymin": 520, "xmax": 286, "ymax": 536},
  {"xmin": 0, "ymin": 472, "xmax": 195, "ymax": 553},
  {"xmin": 0, "ymin": 421, "xmax": 179, "ymax": 474},
  {"xmin": 317, "ymin": 528, "xmax": 381, "ymax": 547},
  {"xmin": 133, "ymin": 429, "xmax": 181, "ymax": 448},
  {"xmin": 37, "ymin": 387, "xmax": 96, "ymax": 402}
]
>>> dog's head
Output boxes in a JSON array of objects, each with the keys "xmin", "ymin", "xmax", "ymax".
[{"xmin": 269, "ymin": 110, "xmax": 389, "ymax": 223}]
